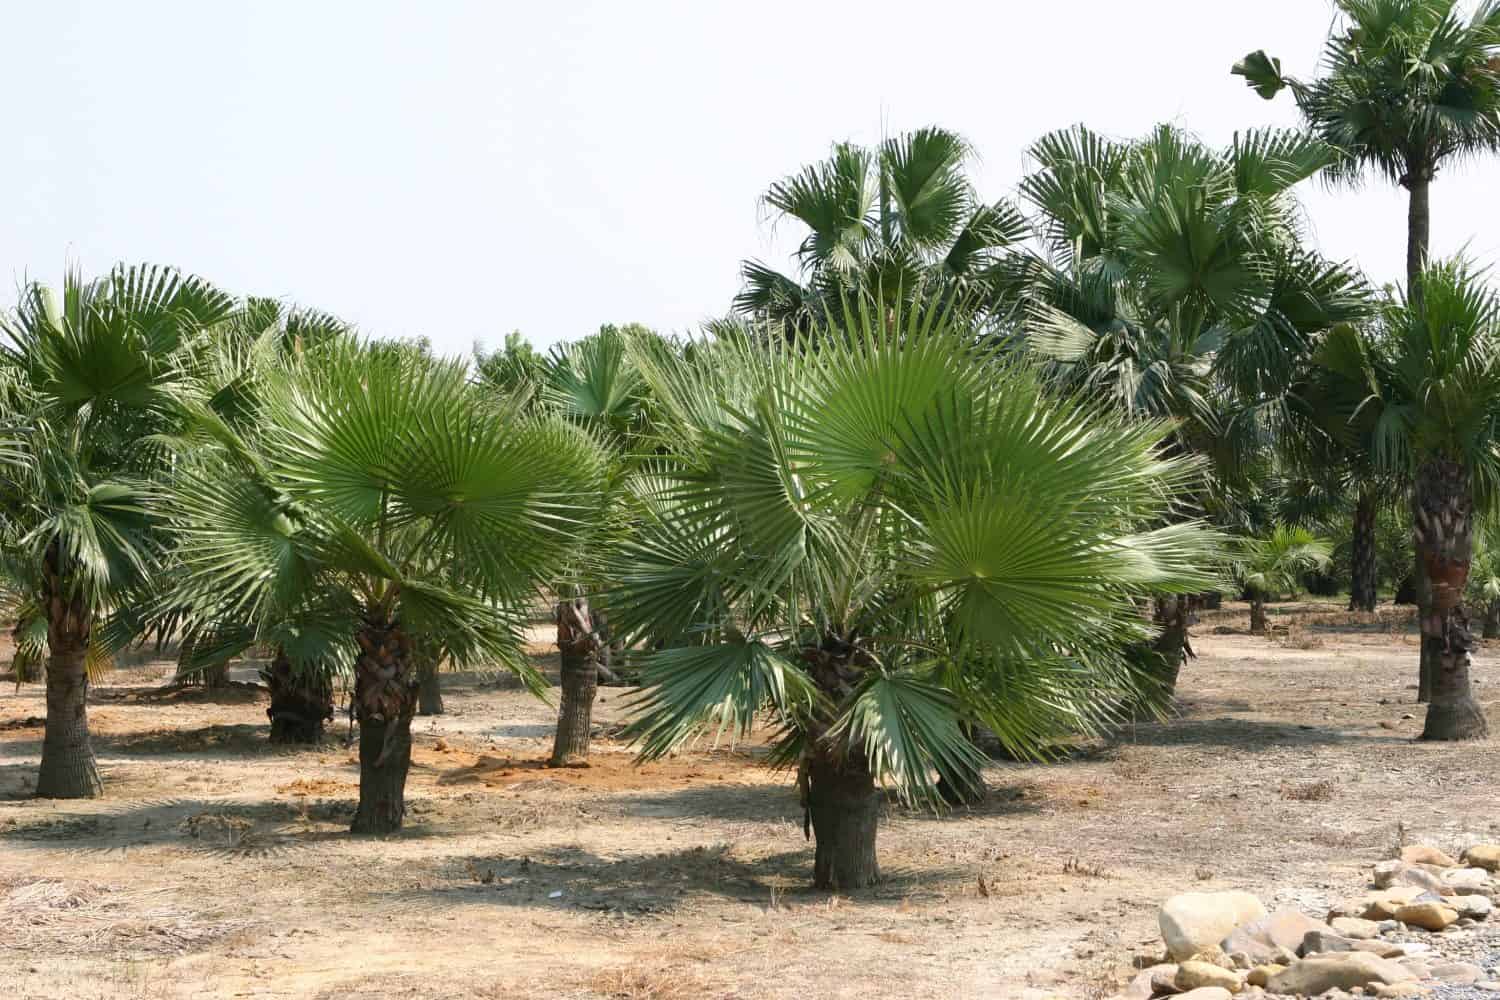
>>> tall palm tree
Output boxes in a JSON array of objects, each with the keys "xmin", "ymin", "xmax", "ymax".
[
  {"xmin": 0, "ymin": 264, "xmax": 234, "ymax": 797},
  {"xmin": 166, "ymin": 338, "xmax": 605, "ymax": 830},
  {"xmin": 735, "ymin": 127, "xmax": 1031, "ymax": 332},
  {"xmin": 608, "ymin": 303, "xmax": 1221, "ymax": 889},
  {"xmin": 1235, "ymin": 0, "xmax": 1500, "ymax": 294},
  {"xmin": 1315, "ymin": 259, "xmax": 1500, "ymax": 739},
  {"xmin": 1238, "ymin": 525, "xmax": 1334, "ymax": 633},
  {"xmin": 1019, "ymin": 124, "xmax": 1369, "ymax": 697}
]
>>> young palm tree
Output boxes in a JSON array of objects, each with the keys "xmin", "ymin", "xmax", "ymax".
[
  {"xmin": 735, "ymin": 127, "xmax": 1030, "ymax": 331},
  {"xmin": 1019, "ymin": 124, "xmax": 1369, "ymax": 697},
  {"xmin": 167, "ymin": 339, "xmax": 605, "ymax": 830},
  {"xmin": 1316, "ymin": 259, "xmax": 1500, "ymax": 739},
  {"xmin": 1238, "ymin": 526, "xmax": 1334, "ymax": 634},
  {"xmin": 607, "ymin": 304, "xmax": 1221, "ymax": 889},
  {"xmin": 1235, "ymin": 0, "xmax": 1500, "ymax": 293},
  {"xmin": 0, "ymin": 264, "xmax": 234, "ymax": 797}
]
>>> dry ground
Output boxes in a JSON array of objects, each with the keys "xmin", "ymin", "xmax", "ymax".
[{"xmin": 3, "ymin": 602, "xmax": 1499, "ymax": 1000}]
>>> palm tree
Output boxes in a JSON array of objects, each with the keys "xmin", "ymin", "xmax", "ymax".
[
  {"xmin": 0, "ymin": 264, "xmax": 234, "ymax": 797},
  {"xmin": 536, "ymin": 324, "xmax": 651, "ymax": 765},
  {"xmin": 735, "ymin": 127, "xmax": 1030, "ymax": 332},
  {"xmin": 166, "ymin": 338, "xmax": 605, "ymax": 830},
  {"xmin": 1235, "ymin": 0, "xmax": 1500, "ymax": 294},
  {"xmin": 607, "ymin": 303, "xmax": 1221, "ymax": 889},
  {"xmin": 1019, "ymin": 124, "xmax": 1369, "ymax": 697},
  {"xmin": 1238, "ymin": 526, "xmax": 1334, "ymax": 633},
  {"xmin": 1315, "ymin": 259, "xmax": 1500, "ymax": 739}
]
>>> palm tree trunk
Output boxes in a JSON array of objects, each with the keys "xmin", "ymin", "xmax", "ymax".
[
  {"xmin": 350, "ymin": 618, "xmax": 416, "ymax": 834},
  {"xmin": 36, "ymin": 547, "xmax": 102, "ymax": 799},
  {"xmin": 1349, "ymin": 487, "xmax": 1378, "ymax": 613},
  {"xmin": 549, "ymin": 597, "xmax": 599, "ymax": 767},
  {"xmin": 1485, "ymin": 600, "xmax": 1500, "ymax": 641},
  {"xmin": 1249, "ymin": 598, "xmax": 1267, "ymax": 635},
  {"xmin": 416, "ymin": 657, "xmax": 444, "ymax": 716},
  {"xmin": 1414, "ymin": 460, "xmax": 1489, "ymax": 741},
  {"xmin": 264, "ymin": 647, "xmax": 333, "ymax": 744},
  {"xmin": 806, "ymin": 745, "xmax": 880, "ymax": 890},
  {"xmin": 1416, "ymin": 552, "xmax": 1437, "ymax": 703},
  {"xmin": 1406, "ymin": 172, "xmax": 1431, "ymax": 299},
  {"xmin": 1134, "ymin": 596, "xmax": 1191, "ymax": 716}
]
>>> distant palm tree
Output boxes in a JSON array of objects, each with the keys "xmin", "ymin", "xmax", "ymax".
[
  {"xmin": 736, "ymin": 127, "xmax": 1030, "ymax": 332},
  {"xmin": 1238, "ymin": 526, "xmax": 1334, "ymax": 634}
]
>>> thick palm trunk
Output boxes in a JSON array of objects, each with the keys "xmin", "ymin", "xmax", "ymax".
[
  {"xmin": 36, "ymin": 547, "xmax": 102, "ymax": 799},
  {"xmin": 1134, "ymin": 596, "xmax": 1191, "ymax": 716},
  {"xmin": 1414, "ymin": 460, "xmax": 1489, "ymax": 741},
  {"xmin": 350, "ymin": 618, "xmax": 416, "ymax": 834},
  {"xmin": 416, "ymin": 657, "xmax": 444, "ymax": 716},
  {"xmin": 807, "ymin": 747, "xmax": 880, "ymax": 890},
  {"xmin": 1349, "ymin": 488, "xmax": 1378, "ymax": 613},
  {"xmin": 1416, "ymin": 553, "xmax": 1437, "ymax": 703},
  {"xmin": 1484, "ymin": 600, "xmax": 1500, "ymax": 641},
  {"xmin": 549, "ymin": 597, "xmax": 599, "ymax": 767},
  {"xmin": 1406, "ymin": 173, "xmax": 1430, "ymax": 298},
  {"xmin": 1249, "ymin": 598, "xmax": 1267, "ymax": 635},
  {"xmin": 263, "ymin": 648, "xmax": 333, "ymax": 745}
]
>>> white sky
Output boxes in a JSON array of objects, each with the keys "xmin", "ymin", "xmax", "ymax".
[{"xmin": 4, "ymin": 0, "xmax": 1498, "ymax": 355}]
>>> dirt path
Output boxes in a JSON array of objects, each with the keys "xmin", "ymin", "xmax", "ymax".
[{"xmin": 3, "ymin": 603, "xmax": 1498, "ymax": 999}]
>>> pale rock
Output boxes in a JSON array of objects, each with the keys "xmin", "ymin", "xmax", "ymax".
[
  {"xmin": 1245, "ymin": 965, "xmax": 1284, "ymax": 988},
  {"xmin": 1462, "ymin": 844, "xmax": 1500, "ymax": 872},
  {"xmin": 1441, "ymin": 867, "xmax": 1491, "ymax": 891},
  {"xmin": 1175, "ymin": 990, "xmax": 1234, "ymax": 1000},
  {"xmin": 1401, "ymin": 845, "xmax": 1459, "ymax": 867},
  {"xmin": 1393, "ymin": 901, "xmax": 1458, "ymax": 931},
  {"xmin": 1330, "ymin": 888, "xmax": 1424, "ymax": 921},
  {"xmin": 1451, "ymin": 894, "xmax": 1493, "ymax": 919},
  {"xmin": 1159, "ymin": 892, "xmax": 1267, "ymax": 962},
  {"xmin": 1397, "ymin": 958, "xmax": 1431, "ymax": 979},
  {"xmin": 1175, "ymin": 961, "xmax": 1242, "ymax": 993},
  {"xmin": 1266, "ymin": 953, "xmax": 1416, "ymax": 996},
  {"xmin": 1331, "ymin": 917, "xmax": 1382, "ymax": 940},
  {"xmin": 1120, "ymin": 968, "xmax": 1155, "ymax": 1000},
  {"xmin": 1147, "ymin": 964, "xmax": 1180, "ymax": 995},
  {"xmin": 1300, "ymin": 931, "xmax": 1403, "ymax": 958},
  {"xmin": 1431, "ymin": 961, "xmax": 1483, "ymax": 984},
  {"xmin": 1222, "ymin": 908, "xmax": 1331, "ymax": 962},
  {"xmin": 1227, "ymin": 951, "xmax": 1251, "ymax": 970},
  {"xmin": 1372, "ymin": 862, "xmax": 1451, "ymax": 896},
  {"xmin": 1371, "ymin": 985, "xmax": 1430, "ymax": 999}
]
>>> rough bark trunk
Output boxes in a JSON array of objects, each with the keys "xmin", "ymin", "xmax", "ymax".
[
  {"xmin": 1349, "ymin": 488, "xmax": 1378, "ymax": 613},
  {"xmin": 36, "ymin": 543, "xmax": 102, "ymax": 799},
  {"xmin": 549, "ymin": 597, "xmax": 599, "ymax": 767},
  {"xmin": 1415, "ymin": 551, "xmax": 1436, "ymax": 703},
  {"xmin": 1133, "ymin": 596, "xmax": 1191, "ymax": 717},
  {"xmin": 263, "ymin": 648, "xmax": 333, "ymax": 744},
  {"xmin": 807, "ymin": 748, "xmax": 881, "ymax": 891},
  {"xmin": 1414, "ymin": 460, "xmax": 1489, "ymax": 741},
  {"xmin": 1406, "ymin": 173, "xmax": 1430, "ymax": 298},
  {"xmin": 350, "ymin": 618, "xmax": 416, "ymax": 834},
  {"xmin": 1485, "ymin": 600, "xmax": 1500, "ymax": 641},
  {"xmin": 1249, "ymin": 598, "xmax": 1267, "ymax": 636},
  {"xmin": 416, "ymin": 658, "xmax": 444, "ymax": 716}
]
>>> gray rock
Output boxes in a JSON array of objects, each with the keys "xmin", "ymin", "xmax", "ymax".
[
  {"xmin": 1265, "ymin": 952, "xmax": 1416, "ymax": 995},
  {"xmin": 1430, "ymin": 960, "xmax": 1484, "ymax": 983},
  {"xmin": 1223, "ymin": 907, "xmax": 1332, "ymax": 962},
  {"xmin": 1160, "ymin": 891, "xmax": 1267, "ymax": 962}
]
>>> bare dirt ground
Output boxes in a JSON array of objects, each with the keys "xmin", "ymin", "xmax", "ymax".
[{"xmin": 3, "ymin": 602, "xmax": 1499, "ymax": 1000}]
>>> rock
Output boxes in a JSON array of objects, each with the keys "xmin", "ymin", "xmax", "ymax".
[
  {"xmin": 1266, "ymin": 953, "xmax": 1416, "ymax": 995},
  {"xmin": 1245, "ymin": 964, "xmax": 1284, "ymax": 988},
  {"xmin": 1160, "ymin": 891, "xmax": 1267, "ymax": 962},
  {"xmin": 1393, "ymin": 901, "xmax": 1458, "ymax": 931},
  {"xmin": 1119, "ymin": 969, "xmax": 1155, "ymax": 1000},
  {"xmin": 1401, "ymin": 845, "xmax": 1459, "ymax": 867},
  {"xmin": 1330, "ymin": 888, "xmax": 1425, "ymax": 921},
  {"xmin": 1430, "ymin": 961, "xmax": 1483, "ymax": 984},
  {"xmin": 1176, "ymin": 961, "xmax": 1242, "ymax": 993},
  {"xmin": 1147, "ymin": 964, "xmax": 1180, "ymax": 995},
  {"xmin": 1450, "ymin": 894, "xmax": 1493, "ymax": 919},
  {"xmin": 1441, "ymin": 867, "xmax": 1491, "ymax": 891},
  {"xmin": 1300, "ymin": 931, "xmax": 1404, "ymax": 958},
  {"xmin": 1373, "ymin": 861, "xmax": 1451, "ymax": 896},
  {"xmin": 1463, "ymin": 844, "xmax": 1500, "ymax": 872},
  {"xmin": 1397, "ymin": 958, "xmax": 1431, "ymax": 979},
  {"xmin": 1222, "ymin": 908, "xmax": 1332, "ymax": 962},
  {"xmin": 1371, "ymin": 985, "xmax": 1430, "ymax": 999},
  {"xmin": 1227, "ymin": 951, "xmax": 1251, "ymax": 970},
  {"xmin": 1331, "ymin": 917, "xmax": 1382, "ymax": 939},
  {"xmin": 1175, "ymin": 990, "xmax": 1234, "ymax": 1000}
]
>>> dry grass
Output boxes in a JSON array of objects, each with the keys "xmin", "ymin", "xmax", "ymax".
[
  {"xmin": 583, "ymin": 941, "xmax": 736, "ymax": 999},
  {"xmin": 1281, "ymin": 779, "xmax": 1337, "ymax": 802},
  {"xmin": 2, "ymin": 875, "xmax": 252, "ymax": 956}
]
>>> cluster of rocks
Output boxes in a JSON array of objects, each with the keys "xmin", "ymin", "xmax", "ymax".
[{"xmin": 1112, "ymin": 844, "xmax": 1500, "ymax": 1000}]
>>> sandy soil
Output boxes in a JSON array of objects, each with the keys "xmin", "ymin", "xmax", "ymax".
[{"xmin": 3, "ymin": 603, "xmax": 1499, "ymax": 1000}]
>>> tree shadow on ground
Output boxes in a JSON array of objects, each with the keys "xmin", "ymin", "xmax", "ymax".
[
  {"xmin": 391, "ymin": 841, "xmax": 963, "ymax": 915},
  {"xmin": 1109, "ymin": 716, "xmax": 1400, "ymax": 751},
  {"xmin": 0, "ymin": 795, "xmax": 443, "ymax": 859}
]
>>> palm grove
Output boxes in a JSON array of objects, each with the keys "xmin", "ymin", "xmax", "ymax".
[{"xmin": 6, "ymin": 0, "xmax": 1500, "ymax": 889}]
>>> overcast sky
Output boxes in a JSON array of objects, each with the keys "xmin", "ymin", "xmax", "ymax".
[{"xmin": 4, "ymin": 1, "xmax": 1498, "ymax": 355}]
